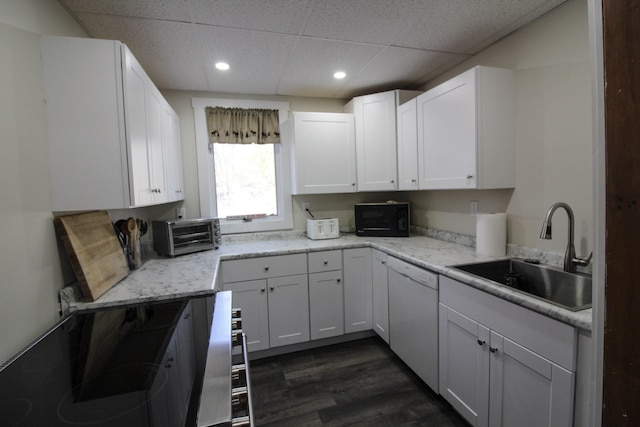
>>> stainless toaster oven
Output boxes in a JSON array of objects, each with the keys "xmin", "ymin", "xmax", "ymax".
[{"xmin": 152, "ymin": 218, "xmax": 221, "ymax": 257}]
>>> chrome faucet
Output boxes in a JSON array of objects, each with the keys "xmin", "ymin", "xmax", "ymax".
[{"xmin": 539, "ymin": 202, "xmax": 592, "ymax": 273}]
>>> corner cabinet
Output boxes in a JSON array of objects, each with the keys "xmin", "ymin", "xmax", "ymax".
[
  {"xmin": 417, "ymin": 66, "xmax": 515, "ymax": 190},
  {"xmin": 342, "ymin": 248, "xmax": 373, "ymax": 333},
  {"xmin": 439, "ymin": 275, "xmax": 575, "ymax": 427},
  {"xmin": 396, "ymin": 97, "xmax": 420, "ymax": 190},
  {"xmin": 345, "ymin": 90, "xmax": 421, "ymax": 191},
  {"xmin": 41, "ymin": 35, "xmax": 184, "ymax": 211},
  {"xmin": 371, "ymin": 249, "xmax": 389, "ymax": 343},
  {"xmin": 286, "ymin": 112, "xmax": 357, "ymax": 194}
]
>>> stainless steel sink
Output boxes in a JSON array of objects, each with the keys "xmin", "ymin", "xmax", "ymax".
[{"xmin": 452, "ymin": 258, "xmax": 592, "ymax": 311}]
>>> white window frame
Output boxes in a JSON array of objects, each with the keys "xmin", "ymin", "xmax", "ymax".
[{"xmin": 192, "ymin": 97, "xmax": 292, "ymax": 234}]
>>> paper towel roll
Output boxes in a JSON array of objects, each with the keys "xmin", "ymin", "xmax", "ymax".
[{"xmin": 476, "ymin": 213, "xmax": 507, "ymax": 256}]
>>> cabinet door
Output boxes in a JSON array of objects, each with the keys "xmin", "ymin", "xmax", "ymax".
[
  {"xmin": 388, "ymin": 267, "xmax": 439, "ymax": 391},
  {"xmin": 353, "ymin": 91, "xmax": 398, "ymax": 191},
  {"xmin": 224, "ymin": 279, "xmax": 270, "ymax": 352},
  {"xmin": 290, "ymin": 112, "xmax": 356, "ymax": 194},
  {"xmin": 42, "ymin": 36, "xmax": 130, "ymax": 211},
  {"xmin": 309, "ymin": 270, "xmax": 344, "ymax": 340},
  {"xmin": 397, "ymin": 98, "xmax": 419, "ymax": 190},
  {"xmin": 343, "ymin": 248, "xmax": 373, "ymax": 333},
  {"xmin": 164, "ymin": 104, "xmax": 184, "ymax": 202},
  {"xmin": 149, "ymin": 332, "xmax": 182, "ymax": 427},
  {"xmin": 371, "ymin": 249, "xmax": 389, "ymax": 343},
  {"xmin": 489, "ymin": 332, "xmax": 575, "ymax": 427},
  {"xmin": 146, "ymin": 84, "xmax": 168, "ymax": 203},
  {"xmin": 417, "ymin": 68, "xmax": 477, "ymax": 189},
  {"xmin": 176, "ymin": 302, "xmax": 195, "ymax": 418},
  {"xmin": 267, "ymin": 274, "xmax": 310, "ymax": 347},
  {"xmin": 123, "ymin": 47, "xmax": 155, "ymax": 206},
  {"xmin": 439, "ymin": 304, "xmax": 490, "ymax": 427}
]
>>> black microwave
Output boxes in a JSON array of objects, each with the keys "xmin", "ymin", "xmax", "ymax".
[{"xmin": 355, "ymin": 202, "xmax": 410, "ymax": 237}]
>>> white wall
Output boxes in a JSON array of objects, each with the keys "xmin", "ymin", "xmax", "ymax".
[
  {"xmin": 0, "ymin": 0, "xmax": 86, "ymax": 363},
  {"xmin": 412, "ymin": 0, "xmax": 592, "ymax": 257}
]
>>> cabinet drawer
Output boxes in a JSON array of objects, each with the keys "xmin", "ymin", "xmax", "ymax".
[
  {"xmin": 308, "ymin": 250, "xmax": 342, "ymax": 273},
  {"xmin": 221, "ymin": 253, "xmax": 308, "ymax": 283}
]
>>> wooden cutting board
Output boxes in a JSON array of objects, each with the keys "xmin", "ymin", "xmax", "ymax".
[{"xmin": 55, "ymin": 211, "xmax": 129, "ymax": 301}]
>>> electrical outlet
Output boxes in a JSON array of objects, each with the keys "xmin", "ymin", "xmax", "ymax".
[
  {"xmin": 302, "ymin": 202, "xmax": 310, "ymax": 212},
  {"xmin": 470, "ymin": 200, "xmax": 479, "ymax": 216}
]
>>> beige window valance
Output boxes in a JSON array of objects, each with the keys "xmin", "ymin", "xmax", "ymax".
[{"xmin": 206, "ymin": 106, "xmax": 281, "ymax": 144}]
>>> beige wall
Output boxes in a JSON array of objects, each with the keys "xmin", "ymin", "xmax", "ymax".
[{"xmin": 0, "ymin": 0, "xmax": 87, "ymax": 363}]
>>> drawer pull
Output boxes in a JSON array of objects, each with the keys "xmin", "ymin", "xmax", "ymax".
[
  {"xmin": 477, "ymin": 339, "xmax": 486, "ymax": 346},
  {"xmin": 490, "ymin": 346, "xmax": 498, "ymax": 353}
]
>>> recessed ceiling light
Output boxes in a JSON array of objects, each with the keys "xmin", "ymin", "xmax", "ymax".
[
  {"xmin": 333, "ymin": 71, "xmax": 346, "ymax": 79},
  {"xmin": 215, "ymin": 62, "xmax": 230, "ymax": 71}
]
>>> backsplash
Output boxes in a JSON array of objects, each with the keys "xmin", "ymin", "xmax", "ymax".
[{"xmin": 219, "ymin": 225, "xmax": 588, "ymax": 273}]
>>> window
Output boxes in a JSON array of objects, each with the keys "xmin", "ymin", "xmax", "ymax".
[
  {"xmin": 213, "ymin": 143, "xmax": 277, "ymax": 218},
  {"xmin": 192, "ymin": 98, "xmax": 292, "ymax": 234}
]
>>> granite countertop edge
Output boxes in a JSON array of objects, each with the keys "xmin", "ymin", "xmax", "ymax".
[{"xmin": 62, "ymin": 235, "xmax": 593, "ymax": 331}]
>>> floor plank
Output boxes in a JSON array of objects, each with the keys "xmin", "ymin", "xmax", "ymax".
[{"xmin": 250, "ymin": 337, "xmax": 469, "ymax": 426}]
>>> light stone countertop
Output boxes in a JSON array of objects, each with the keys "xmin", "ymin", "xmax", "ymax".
[{"xmin": 62, "ymin": 234, "xmax": 592, "ymax": 331}]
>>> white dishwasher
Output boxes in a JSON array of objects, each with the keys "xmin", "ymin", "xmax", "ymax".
[{"xmin": 388, "ymin": 256, "xmax": 439, "ymax": 393}]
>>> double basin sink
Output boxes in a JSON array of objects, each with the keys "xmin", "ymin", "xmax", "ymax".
[{"xmin": 452, "ymin": 258, "xmax": 592, "ymax": 311}]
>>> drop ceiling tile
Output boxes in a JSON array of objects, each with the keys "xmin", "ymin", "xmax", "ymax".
[
  {"xmin": 276, "ymin": 37, "xmax": 382, "ymax": 98},
  {"xmin": 192, "ymin": 25, "xmax": 298, "ymax": 95},
  {"xmin": 394, "ymin": 0, "xmax": 566, "ymax": 54},
  {"xmin": 76, "ymin": 13, "xmax": 209, "ymax": 91},
  {"xmin": 301, "ymin": 0, "xmax": 433, "ymax": 46},
  {"xmin": 337, "ymin": 46, "xmax": 470, "ymax": 98},
  {"xmin": 61, "ymin": 0, "xmax": 192, "ymax": 22},
  {"xmin": 188, "ymin": 0, "xmax": 312, "ymax": 34}
]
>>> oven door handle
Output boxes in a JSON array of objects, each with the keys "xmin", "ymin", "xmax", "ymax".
[{"xmin": 232, "ymin": 332, "xmax": 254, "ymax": 427}]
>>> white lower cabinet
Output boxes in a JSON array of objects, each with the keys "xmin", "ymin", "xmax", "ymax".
[
  {"xmin": 371, "ymin": 249, "xmax": 389, "ymax": 343},
  {"xmin": 439, "ymin": 276, "xmax": 576, "ymax": 427},
  {"xmin": 309, "ymin": 250, "xmax": 344, "ymax": 340},
  {"xmin": 309, "ymin": 270, "xmax": 344, "ymax": 340},
  {"xmin": 149, "ymin": 302, "xmax": 196, "ymax": 427},
  {"xmin": 343, "ymin": 248, "xmax": 373, "ymax": 333},
  {"xmin": 387, "ymin": 257, "xmax": 439, "ymax": 392},
  {"xmin": 225, "ymin": 279, "xmax": 270, "ymax": 352},
  {"xmin": 221, "ymin": 254, "xmax": 310, "ymax": 352}
]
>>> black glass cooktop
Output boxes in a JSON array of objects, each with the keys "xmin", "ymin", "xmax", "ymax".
[{"xmin": 0, "ymin": 299, "xmax": 186, "ymax": 426}]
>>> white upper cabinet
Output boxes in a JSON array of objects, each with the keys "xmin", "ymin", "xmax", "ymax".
[
  {"xmin": 41, "ymin": 35, "xmax": 183, "ymax": 211},
  {"xmin": 162, "ymin": 101, "xmax": 185, "ymax": 202},
  {"xmin": 417, "ymin": 66, "xmax": 515, "ymax": 190},
  {"xmin": 346, "ymin": 90, "xmax": 421, "ymax": 192},
  {"xmin": 287, "ymin": 112, "xmax": 357, "ymax": 194},
  {"xmin": 396, "ymin": 98, "xmax": 419, "ymax": 190}
]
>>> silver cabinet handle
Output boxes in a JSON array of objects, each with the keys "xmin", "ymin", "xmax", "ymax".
[
  {"xmin": 324, "ymin": 260, "xmax": 328, "ymax": 265},
  {"xmin": 477, "ymin": 339, "xmax": 486, "ymax": 346},
  {"xmin": 269, "ymin": 286, "xmax": 275, "ymax": 292},
  {"xmin": 467, "ymin": 175, "xmax": 473, "ymax": 179},
  {"xmin": 264, "ymin": 266, "xmax": 269, "ymax": 271},
  {"xmin": 260, "ymin": 288, "xmax": 265, "ymax": 293},
  {"xmin": 337, "ymin": 278, "xmax": 341, "ymax": 283},
  {"xmin": 490, "ymin": 346, "xmax": 498, "ymax": 353}
]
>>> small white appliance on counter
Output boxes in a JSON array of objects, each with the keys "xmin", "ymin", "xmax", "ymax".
[{"xmin": 307, "ymin": 218, "xmax": 339, "ymax": 240}]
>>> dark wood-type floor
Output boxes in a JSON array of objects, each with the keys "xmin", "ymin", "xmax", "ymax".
[{"xmin": 250, "ymin": 337, "xmax": 469, "ymax": 427}]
